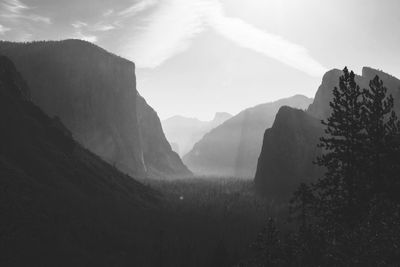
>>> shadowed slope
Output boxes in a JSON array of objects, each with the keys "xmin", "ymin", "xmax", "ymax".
[
  {"xmin": 0, "ymin": 56, "xmax": 159, "ymax": 266},
  {"xmin": 0, "ymin": 39, "xmax": 189, "ymax": 178},
  {"xmin": 183, "ymin": 95, "xmax": 313, "ymax": 177},
  {"xmin": 255, "ymin": 67, "xmax": 400, "ymax": 200},
  {"xmin": 254, "ymin": 106, "xmax": 324, "ymax": 200}
]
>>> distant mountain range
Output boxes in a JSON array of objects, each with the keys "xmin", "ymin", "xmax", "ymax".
[
  {"xmin": 255, "ymin": 67, "xmax": 400, "ymax": 200},
  {"xmin": 162, "ymin": 112, "xmax": 232, "ymax": 156},
  {"xmin": 0, "ymin": 55, "xmax": 159, "ymax": 265},
  {"xmin": 0, "ymin": 40, "xmax": 190, "ymax": 179},
  {"xmin": 183, "ymin": 95, "xmax": 313, "ymax": 177}
]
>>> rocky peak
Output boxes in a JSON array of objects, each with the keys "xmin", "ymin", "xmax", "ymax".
[{"xmin": 211, "ymin": 112, "xmax": 232, "ymax": 125}]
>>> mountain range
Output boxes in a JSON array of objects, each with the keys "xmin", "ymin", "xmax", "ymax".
[
  {"xmin": 183, "ymin": 95, "xmax": 313, "ymax": 177},
  {"xmin": 162, "ymin": 112, "xmax": 232, "ymax": 156},
  {"xmin": 0, "ymin": 40, "xmax": 190, "ymax": 179}
]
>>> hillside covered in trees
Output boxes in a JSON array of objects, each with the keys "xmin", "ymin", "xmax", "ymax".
[{"xmin": 248, "ymin": 68, "xmax": 400, "ymax": 266}]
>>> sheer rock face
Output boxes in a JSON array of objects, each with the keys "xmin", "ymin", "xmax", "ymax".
[
  {"xmin": 183, "ymin": 95, "xmax": 313, "ymax": 177},
  {"xmin": 307, "ymin": 67, "xmax": 400, "ymax": 120},
  {"xmin": 0, "ymin": 40, "xmax": 190, "ymax": 178},
  {"xmin": 255, "ymin": 67, "xmax": 400, "ymax": 200},
  {"xmin": 254, "ymin": 107, "xmax": 324, "ymax": 200},
  {"xmin": 137, "ymin": 95, "xmax": 191, "ymax": 178},
  {"xmin": 0, "ymin": 56, "xmax": 158, "ymax": 264}
]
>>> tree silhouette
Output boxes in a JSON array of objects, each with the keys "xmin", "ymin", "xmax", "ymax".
[
  {"xmin": 362, "ymin": 75, "xmax": 400, "ymax": 201},
  {"xmin": 315, "ymin": 67, "xmax": 366, "ymax": 228}
]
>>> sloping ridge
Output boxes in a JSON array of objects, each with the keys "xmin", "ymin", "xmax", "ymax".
[
  {"xmin": 0, "ymin": 56, "xmax": 159, "ymax": 265},
  {"xmin": 162, "ymin": 112, "xmax": 232, "ymax": 156},
  {"xmin": 183, "ymin": 95, "xmax": 313, "ymax": 177},
  {"xmin": 0, "ymin": 39, "xmax": 190, "ymax": 178}
]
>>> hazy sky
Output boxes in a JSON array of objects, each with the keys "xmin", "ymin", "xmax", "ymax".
[{"xmin": 1, "ymin": 0, "xmax": 400, "ymax": 120}]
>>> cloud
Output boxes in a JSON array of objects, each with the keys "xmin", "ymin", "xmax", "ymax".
[
  {"xmin": 71, "ymin": 21, "xmax": 99, "ymax": 42},
  {"xmin": 119, "ymin": 0, "xmax": 212, "ymax": 68},
  {"xmin": 0, "ymin": 24, "xmax": 11, "ymax": 34},
  {"xmin": 70, "ymin": 18, "xmax": 121, "ymax": 43},
  {"xmin": 118, "ymin": 0, "xmax": 159, "ymax": 17},
  {"xmin": 0, "ymin": 0, "xmax": 51, "ymax": 24},
  {"xmin": 206, "ymin": 2, "xmax": 327, "ymax": 76},
  {"xmin": 1, "ymin": 0, "xmax": 27, "ymax": 14},
  {"xmin": 120, "ymin": 0, "xmax": 326, "ymax": 76}
]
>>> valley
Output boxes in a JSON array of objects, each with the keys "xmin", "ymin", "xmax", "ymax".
[{"xmin": 1, "ymin": 35, "xmax": 400, "ymax": 266}]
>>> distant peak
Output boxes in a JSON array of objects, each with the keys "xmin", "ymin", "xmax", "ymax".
[{"xmin": 213, "ymin": 112, "xmax": 232, "ymax": 120}]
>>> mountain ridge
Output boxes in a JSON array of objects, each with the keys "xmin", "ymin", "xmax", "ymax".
[
  {"xmin": 183, "ymin": 95, "xmax": 313, "ymax": 177},
  {"xmin": 0, "ymin": 39, "xmax": 190, "ymax": 179},
  {"xmin": 0, "ymin": 55, "xmax": 159, "ymax": 265},
  {"xmin": 162, "ymin": 111, "xmax": 232, "ymax": 156}
]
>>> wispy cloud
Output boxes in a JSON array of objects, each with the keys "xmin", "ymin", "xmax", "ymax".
[
  {"xmin": 119, "ymin": 0, "xmax": 209, "ymax": 68},
  {"xmin": 71, "ymin": 21, "xmax": 98, "ymax": 43},
  {"xmin": 206, "ymin": 2, "xmax": 327, "ymax": 76},
  {"xmin": 0, "ymin": 24, "xmax": 11, "ymax": 34},
  {"xmin": 1, "ymin": 0, "xmax": 27, "ymax": 14},
  {"xmin": 0, "ymin": 0, "xmax": 51, "ymax": 24},
  {"xmin": 118, "ymin": 0, "xmax": 326, "ymax": 76},
  {"xmin": 118, "ymin": 0, "xmax": 159, "ymax": 17}
]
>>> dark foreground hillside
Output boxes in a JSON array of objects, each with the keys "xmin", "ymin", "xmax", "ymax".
[{"xmin": 0, "ymin": 55, "xmax": 160, "ymax": 265}]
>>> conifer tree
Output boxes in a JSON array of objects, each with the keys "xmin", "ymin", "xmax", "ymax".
[
  {"xmin": 362, "ymin": 75, "xmax": 400, "ymax": 200},
  {"xmin": 315, "ymin": 67, "xmax": 366, "ymax": 227}
]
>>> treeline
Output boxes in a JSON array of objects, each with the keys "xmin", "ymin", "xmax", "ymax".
[{"xmin": 247, "ymin": 67, "xmax": 400, "ymax": 266}]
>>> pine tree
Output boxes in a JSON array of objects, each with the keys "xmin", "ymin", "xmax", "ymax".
[
  {"xmin": 315, "ymin": 67, "xmax": 367, "ymax": 228},
  {"xmin": 362, "ymin": 75, "xmax": 400, "ymax": 201}
]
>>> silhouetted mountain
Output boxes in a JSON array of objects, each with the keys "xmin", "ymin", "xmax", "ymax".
[
  {"xmin": 162, "ymin": 112, "xmax": 232, "ymax": 156},
  {"xmin": 255, "ymin": 67, "xmax": 400, "ymax": 200},
  {"xmin": 0, "ymin": 40, "xmax": 189, "ymax": 178},
  {"xmin": 0, "ymin": 56, "xmax": 158, "ymax": 265},
  {"xmin": 254, "ymin": 107, "xmax": 324, "ymax": 200},
  {"xmin": 183, "ymin": 95, "xmax": 313, "ymax": 177},
  {"xmin": 308, "ymin": 67, "xmax": 400, "ymax": 120}
]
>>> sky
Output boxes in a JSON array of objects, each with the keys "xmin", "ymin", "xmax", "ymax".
[{"xmin": 1, "ymin": 0, "xmax": 400, "ymax": 120}]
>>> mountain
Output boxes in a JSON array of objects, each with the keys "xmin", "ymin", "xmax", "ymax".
[
  {"xmin": 255, "ymin": 67, "xmax": 400, "ymax": 200},
  {"xmin": 0, "ymin": 56, "xmax": 158, "ymax": 265},
  {"xmin": 0, "ymin": 40, "xmax": 190, "ymax": 178},
  {"xmin": 254, "ymin": 107, "xmax": 324, "ymax": 200},
  {"xmin": 183, "ymin": 95, "xmax": 313, "ymax": 177},
  {"xmin": 162, "ymin": 112, "xmax": 232, "ymax": 156},
  {"xmin": 307, "ymin": 67, "xmax": 400, "ymax": 120},
  {"xmin": 137, "ymin": 95, "xmax": 191, "ymax": 177}
]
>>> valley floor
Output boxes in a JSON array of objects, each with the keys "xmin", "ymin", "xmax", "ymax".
[{"xmin": 135, "ymin": 177, "xmax": 289, "ymax": 267}]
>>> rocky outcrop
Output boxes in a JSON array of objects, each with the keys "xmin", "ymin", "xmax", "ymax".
[
  {"xmin": 0, "ymin": 39, "xmax": 189, "ymax": 178},
  {"xmin": 0, "ymin": 56, "xmax": 157, "ymax": 265},
  {"xmin": 137, "ymin": 95, "xmax": 191, "ymax": 177},
  {"xmin": 183, "ymin": 95, "xmax": 313, "ymax": 177},
  {"xmin": 254, "ymin": 107, "xmax": 324, "ymax": 200},
  {"xmin": 307, "ymin": 67, "xmax": 400, "ymax": 120},
  {"xmin": 255, "ymin": 67, "xmax": 400, "ymax": 200},
  {"xmin": 162, "ymin": 112, "xmax": 232, "ymax": 156}
]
